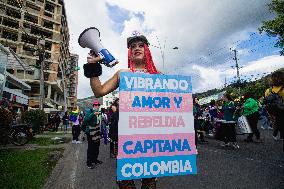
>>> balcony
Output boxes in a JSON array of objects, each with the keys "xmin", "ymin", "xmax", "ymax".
[
  {"xmin": 7, "ymin": 0, "xmax": 21, "ymax": 8},
  {"xmin": 24, "ymin": 13, "xmax": 38, "ymax": 24},
  {"xmin": 16, "ymin": 70, "xmax": 41, "ymax": 81},
  {"xmin": 35, "ymin": 0, "xmax": 44, "ymax": 7},
  {"xmin": 25, "ymin": 6, "xmax": 40, "ymax": 15},
  {"xmin": 1, "ymin": 29, "xmax": 18, "ymax": 42},
  {"xmin": 5, "ymin": 7, "xmax": 21, "ymax": 19}
]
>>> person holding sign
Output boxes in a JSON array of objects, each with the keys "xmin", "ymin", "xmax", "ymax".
[{"xmin": 85, "ymin": 31, "xmax": 159, "ymax": 189}]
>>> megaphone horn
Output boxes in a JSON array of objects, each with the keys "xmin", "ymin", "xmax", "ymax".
[{"xmin": 78, "ymin": 27, "xmax": 118, "ymax": 67}]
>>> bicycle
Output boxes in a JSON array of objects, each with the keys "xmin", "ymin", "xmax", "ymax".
[{"xmin": 8, "ymin": 123, "xmax": 33, "ymax": 146}]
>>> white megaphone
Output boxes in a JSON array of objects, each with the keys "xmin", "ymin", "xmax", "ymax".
[{"xmin": 78, "ymin": 27, "xmax": 118, "ymax": 67}]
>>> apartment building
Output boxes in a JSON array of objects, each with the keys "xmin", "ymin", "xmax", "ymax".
[
  {"xmin": 0, "ymin": 0, "xmax": 78, "ymax": 110},
  {"xmin": 66, "ymin": 53, "xmax": 78, "ymax": 109}
]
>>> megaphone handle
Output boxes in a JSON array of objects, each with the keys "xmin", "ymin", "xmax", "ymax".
[
  {"xmin": 98, "ymin": 52, "xmax": 105, "ymax": 60},
  {"xmin": 107, "ymin": 60, "xmax": 119, "ymax": 67}
]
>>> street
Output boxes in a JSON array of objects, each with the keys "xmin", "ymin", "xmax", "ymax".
[{"xmin": 44, "ymin": 129, "xmax": 283, "ymax": 189}]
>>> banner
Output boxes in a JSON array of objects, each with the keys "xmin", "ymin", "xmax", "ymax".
[
  {"xmin": 236, "ymin": 115, "xmax": 252, "ymax": 134},
  {"xmin": 117, "ymin": 72, "xmax": 197, "ymax": 181}
]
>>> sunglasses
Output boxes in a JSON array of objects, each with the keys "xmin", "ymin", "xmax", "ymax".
[{"xmin": 93, "ymin": 104, "xmax": 100, "ymax": 107}]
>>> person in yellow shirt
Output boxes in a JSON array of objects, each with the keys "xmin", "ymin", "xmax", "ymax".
[{"xmin": 264, "ymin": 70, "xmax": 284, "ymax": 150}]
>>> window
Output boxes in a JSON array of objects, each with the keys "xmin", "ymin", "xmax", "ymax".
[
  {"xmin": 44, "ymin": 11, "xmax": 53, "ymax": 18},
  {"xmin": 27, "ymin": 71, "xmax": 34, "ymax": 75},
  {"xmin": 7, "ymin": 0, "xmax": 22, "ymax": 8},
  {"xmin": 2, "ymin": 18, "xmax": 19, "ymax": 29},
  {"xmin": 26, "ymin": 1, "xmax": 41, "ymax": 13},
  {"xmin": 6, "ymin": 8, "xmax": 21, "ymax": 19},
  {"xmin": 22, "ymin": 34, "xmax": 37, "ymax": 45},
  {"xmin": 45, "ymin": 3, "xmax": 55, "ymax": 13},
  {"xmin": 43, "ymin": 20, "xmax": 53, "ymax": 30},
  {"xmin": 24, "ymin": 13, "xmax": 38, "ymax": 24},
  {"xmin": 23, "ymin": 45, "xmax": 35, "ymax": 56},
  {"xmin": 2, "ymin": 30, "xmax": 18, "ymax": 41}
]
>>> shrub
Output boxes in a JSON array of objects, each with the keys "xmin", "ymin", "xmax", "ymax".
[
  {"xmin": 22, "ymin": 109, "xmax": 47, "ymax": 133},
  {"xmin": 0, "ymin": 107, "xmax": 13, "ymax": 144}
]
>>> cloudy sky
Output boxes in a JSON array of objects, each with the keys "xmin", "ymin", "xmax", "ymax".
[{"xmin": 64, "ymin": 0, "xmax": 284, "ymax": 99}]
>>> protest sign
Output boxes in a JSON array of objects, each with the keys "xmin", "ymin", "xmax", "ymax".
[{"xmin": 117, "ymin": 72, "xmax": 197, "ymax": 180}]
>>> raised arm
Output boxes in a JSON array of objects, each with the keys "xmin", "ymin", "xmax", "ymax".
[
  {"xmin": 90, "ymin": 71, "xmax": 119, "ymax": 98},
  {"xmin": 86, "ymin": 54, "xmax": 128, "ymax": 97}
]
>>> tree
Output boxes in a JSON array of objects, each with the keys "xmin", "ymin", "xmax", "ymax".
[{"xmin": 259, "ymin": 0, "xmax": 284, "ymax": 55}]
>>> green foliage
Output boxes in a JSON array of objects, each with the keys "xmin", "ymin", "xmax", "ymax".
[
  {"xmin": 259, "ymin": 0, "xmax": 284, "ymax": 55},
  {"xmin": 196, "ymin": 68, "xmax": 284, "ymax": 101},
  {"xmin": 0, "ymin": 107, "xmax": 13, "ymax": 144},
  {"xmin": 0, "ymin": 107, "xmax": 13, "ymax": 127},
  {"xmin": 22, "ymin": 109, "xmax": 47, "ymax": 133}
]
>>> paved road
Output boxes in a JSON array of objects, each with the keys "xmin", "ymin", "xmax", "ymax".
[{"xmin": 44, "ymin": 130, "xmax": 284, "ymax": 189}]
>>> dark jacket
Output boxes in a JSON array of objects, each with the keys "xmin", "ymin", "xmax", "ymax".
[
  {"xmin": 109, "ymin": 111, "xmax": 119, "ymax": 142},
  {"xmin": 223, "ymin": 101, "xmax": 235, "ymax": 121},
  {"xmin": 63, "ymin": 115, "xmax": 69, "ymax": 125},
  {"xmin": 54, "ymin": 114, "xmax": 61, "ymax": 124},
  {"xmin": 83, "ymin": 109, "xmax": 100, "ymax": 141}
]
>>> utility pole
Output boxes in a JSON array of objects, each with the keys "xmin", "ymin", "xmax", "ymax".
[
  {"xmin": 38, "ymin": 38, "xmax": 45, "ymax": 110},
  {"xmin": 232, "ymin": 49, "xmax": 241, "ymax": 95},
  {"xmin": 153, "ymin": 35, "xmax": 178, "ymax": 73},
  {"xmin": 155, "ymin": 35, "xmax": 166, "ymax": 72}
]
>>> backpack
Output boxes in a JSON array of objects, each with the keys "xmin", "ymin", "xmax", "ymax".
[{"xmin": 263, "ymin": 87, "xmax": 284, "ymax": 112}]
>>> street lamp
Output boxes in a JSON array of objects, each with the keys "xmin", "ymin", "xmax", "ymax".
[{"xmin": 152, "ymin": 35, "xmax": 179, "ymax": 73}]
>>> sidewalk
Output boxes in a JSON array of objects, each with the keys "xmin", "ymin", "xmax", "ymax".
[{"xmin": 43, "ymin": 139, "xmax": 119, "ymax": 189}]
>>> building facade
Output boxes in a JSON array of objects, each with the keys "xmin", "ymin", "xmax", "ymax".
[
  {"xmin": 102, "ymin": 90, "xmax": 118, "ymax": 109},
  {"xmin": 66, "ymin": 53, "xmax": 78, "ymax": 109},
  {"xmin": 0, "ymin": 44, "xmax": 31, "ymax": 112},
  {"xmin": 0, "ymin": 0, "xmax": 78, "ymax": 110}
]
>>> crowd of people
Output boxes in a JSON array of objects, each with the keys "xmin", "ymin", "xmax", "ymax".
[
  {"xmin": 52, "ymin": 98, "xmax": 119, "ymax": 168},
  {"xmin": 81, "ymin": 29, "xmax": 284, "ymax": 188},
  {"xmin": 193, "ymin": 70, "xmax": 284, "ymax": 151}
]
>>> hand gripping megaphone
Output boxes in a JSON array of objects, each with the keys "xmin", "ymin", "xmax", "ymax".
[{"xmin": 78, "ymin": 27, "xmax": 118, "ymax": 67}]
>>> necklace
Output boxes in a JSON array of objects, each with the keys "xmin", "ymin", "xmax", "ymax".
[{"xmin": 134, "ymin": 68, "xmax": 147, "ymax": 73}]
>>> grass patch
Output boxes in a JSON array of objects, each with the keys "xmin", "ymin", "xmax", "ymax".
[
  {"xmin": 40, "ymin": 131, "xmax": 70, "ymax": 135},
  {"xmin": 29, "ymin": 137, "xmax": 71, "ymax": 146},
  {"xmin": 0, "ymin": 148, "xmax": 64, "ymax": 189}
]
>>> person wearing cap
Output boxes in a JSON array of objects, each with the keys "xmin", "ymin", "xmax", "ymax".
[
  {"xmin": 83, "ymin": 100, "xmax": 103, "ymax": 169},
  {"xmin": 85, "ymin": 31, "xmax": 159, "ymax": 189}
]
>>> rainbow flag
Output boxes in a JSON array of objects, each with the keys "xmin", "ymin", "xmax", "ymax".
[{"xmin": 70, "ymin": 109, "xmax": 79, "ymax": 122}]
